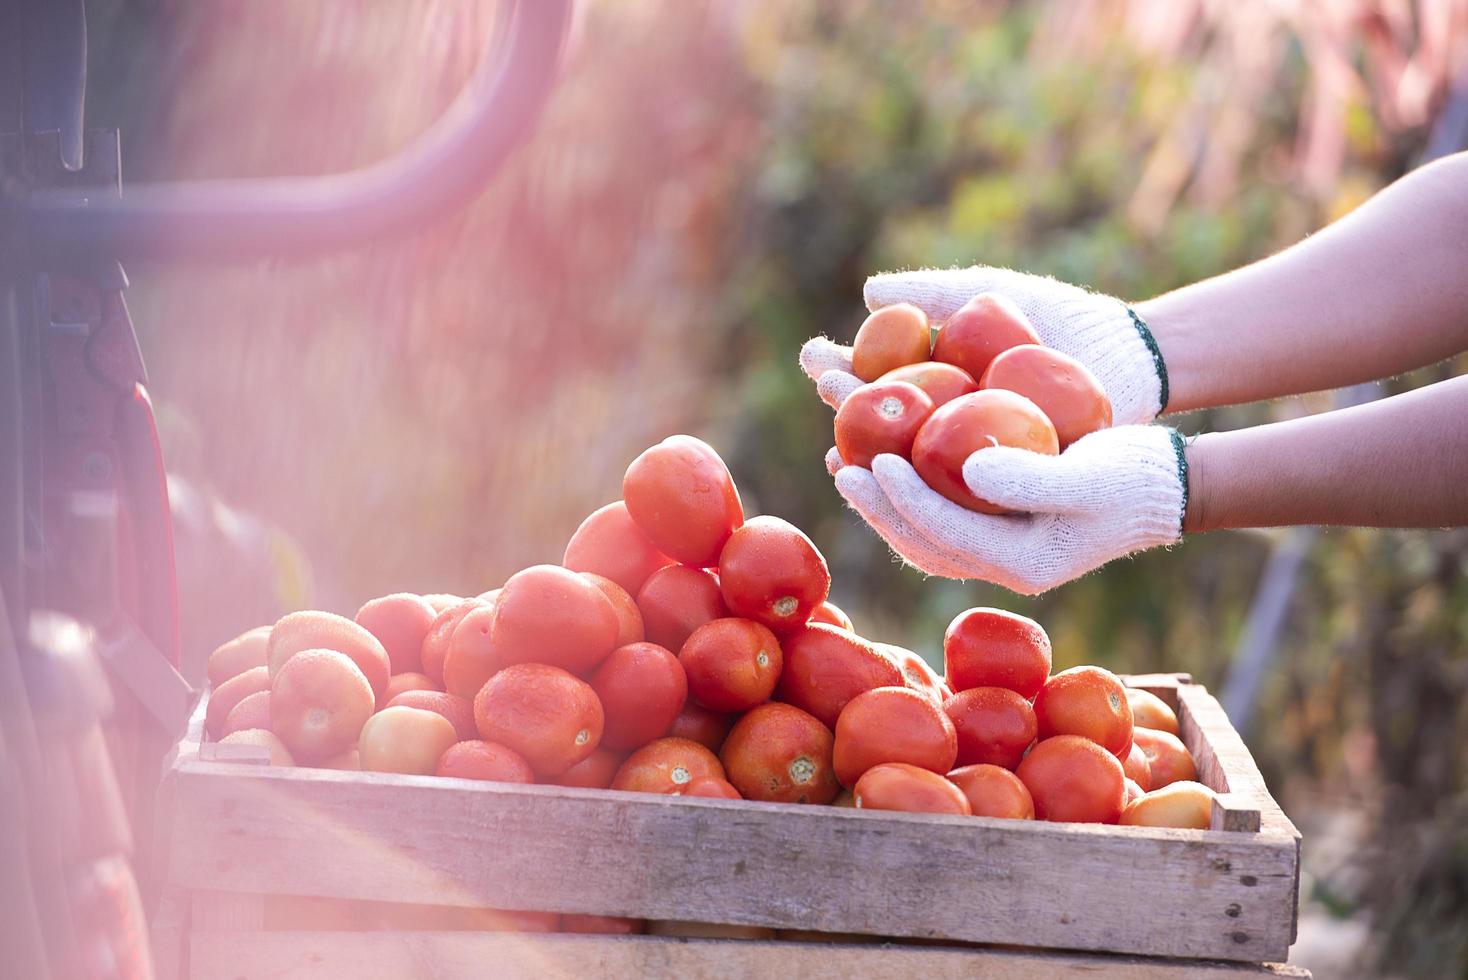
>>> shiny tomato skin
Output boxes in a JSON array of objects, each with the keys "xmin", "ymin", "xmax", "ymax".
[
  {"xmin": 1016, "ymin": 734, "xmax": 1126, "ymax": 824},
  {"xmin": 911, "ymin": 389, "xmax": 1059, "ymax": 513},
  {"xmin": 441, "ymin": 601, "xmax": 508, "ymax": 701},
  {"xmin": 611, "ymin": 737, "xmax": 726, "ymax": 794},
  {"xmin": 553, "ymin": 747, "xmax": 625, "ymax": 789},
  {"xmin": 1125, "ymin": 688, "xmax": 1180, "ymax": 736},
  {"xmin": 881, "ymin": 644, "xmax": 947, "ymax": 704},
  {"xmin": 386, "ymin": 690, "xmax": 476, "ymax": 741},
  {"xmin": 931, "ymin": 293, "xmax": 1041, "ymax": 381},
  {"xmin": 623, "ymin": 435, "xmax": 744, "ymax": 568},
  {"xmin": 833, "ymin": 686, "xmax": 958, "ymax": 787},
  {"xmin": 947, "ymin": 763, "xmax": 1035, "ymax": 819},
  {"xmin": 834, "ymin": 381, "xmax": 936, "ymax": 468},
  {"xmin": 665, "ymin": 700, "xmax": 736, "ymax": 752},
  {"xmin": 877, "ymin": 362, "xmax": 979, "ymax": 408},
  {"xmin": 473, "ymin": 663, "xmax": 604, "ymax": 778},
  {"xmin": 679, "ymin": 618, "xmax": 783, "ymax": 713},
  {"xmin": 490, "ymin": 565, "xmax": 619, "ymax": 675},
  {"xmin": 1033, "ymin": 665, "xmax": 1134, "ymax": 758},
  {"xmin": 354, "ymin": 593, "xmax": 437, "ymax": 675},
  {"xmin": 589, "ymin": 642, "xmax": 687, "ymax": 751},
  {"xmin": 852, "ymin": 303, "xmax": 932, "ymax": 381},
  {"xmin": 1132, "ymin": 727, "xmax": 1197, "ymax": 788},
  {"xmin": 563, "ymin": 500, "xmax": 674, "ymax": 595},
  {"xmin": 719, "ymin": 702, "xmax": 839, "ymax": 805},
  {"xmin": 808, "ymin": 600, "xmax": 853, "ymax": 631},
  {"xmin": 581, "ymin": 573, "xmax": 645, "ymax": 648},
  {"xmin": 980, "ymin": 344, "xmax": 1112, "ymax": 449},
  {"xmin": 943, "ymin": 686, "xmax": 1038, "ymax": 770},
  {"xmin": 635, "ymin": 565, "xmax": 729, "ymax": 653},
  {"xmin": 420, "ymin": 598, "xmax": 488, "ymax": 687},
  {"xmin": 717, "ymin": 516, "xmax": 830, "ymax": 632},
  {"xmin": 774, "ymin": 624, "xmax": 904, "ymax": 729},
  {"xmin": 435, "ymin": 740, "xmax": 535, "ymax": 784},
  {"xmin": 672, "ymin": 776, "xmax": 743, "ymax": 800},
  {"xmin": 1123, "ymin": 740, "xmax": 1152, "ymax": 791},
  {"xmin": 853, "ymin": 763, "xmax": 971, "ymax": 816},
  {"xmin": 1120, "ymin": 780, "xmax": 1215, "ymax": 829},
  {"xmin": 943, "ymin": 608, "xmax": 1052, "ymax": 700}
]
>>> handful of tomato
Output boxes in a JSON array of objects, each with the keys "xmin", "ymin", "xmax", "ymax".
[
  {"xmin": 208, "ymin": 433, "xmax": 1209, "ymax": 830},
  {"xmin": 835, "ymin": 294, "xmax": 1114, "ymax": 513}
]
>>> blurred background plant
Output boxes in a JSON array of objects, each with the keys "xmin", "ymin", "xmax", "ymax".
[{"xmin": 86, "ymin": 0, "xmax": 1468, "ymax": 974}]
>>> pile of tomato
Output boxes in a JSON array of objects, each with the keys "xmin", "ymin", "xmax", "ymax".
[
  {"xmin": 835, "ymin": 295, "xmax": 1112, "ymax": 511},
  {"xmin": 205, "ymin": 433, "xmax": 1212, "ymax": 831}
]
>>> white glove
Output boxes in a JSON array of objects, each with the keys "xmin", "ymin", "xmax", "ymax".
[
  {"xmin": 801, "ymin": 265, "xmax": 1169, "ymax": 423},
  {"xmin": 821, "ymin": 425, "xmax": 1188, "ymax": 595}
]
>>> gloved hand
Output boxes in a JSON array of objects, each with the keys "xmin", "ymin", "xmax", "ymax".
[
  {"xmin": 825, "ymin": 425, "xmax": 1189, "ymax": 595},
  {"xmin": 801, "ymin": 265, "xmax": 1170, "ymax": 422}
]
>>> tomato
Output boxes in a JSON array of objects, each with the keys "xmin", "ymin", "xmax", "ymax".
[
  {"xmin": 1015, "ymin": 735, "xmax": 1126, "ymax": 823},
  {"xmin": 947, "ymin": 764, "xmax": 1035, "ymax": 819},
  {"xmin": 589, "ymin": 642, "xmax": 688, "ymax": 751},
  {"xmin": 943, "ymin": 608, "xmax": 1052, "ymax": 700},
  {"xmin": 267, "ymin": 610, "xmax": 392, "ymax": 705},
  {"xmin": 560, "ymin": 914, "xmax": 646, "ymax": 935},
  {"xmin": 360, "ymin": 706, "xmax": 460, "ymax": 776},
  {"xmin": 206, "ymin": 626, "xmax": 270, "ymax": 688},
  {"xmin": 719, "ymin": 703, "xmax": 838, "ymax": 804},
  {"xmin": 270, "ymin": 651, "xmax": 376, "ymax": 763},
  {"xmin": 679, "ymin": 618, "xmax": 783, "ymax": 712},
  {"xmin": 1123, "ymin": 740, "xmax": 1152, "ymax": 790},
  {"xmin": 611, "ymin": 737, "xmax": 725, "ymax": 794},
  {"xmin": 877, "ymin": 361, "xmax": 979, "ymax": 408},
  {"xmin": 581, "ymin": 573, "xmax": 645, "ymax": 647},
  {"xmin": 221, "ymin": 690, "xmax": 270, "ymax": 737},
  {"xmin": 808, "ymin": 600, "xmax": 853, "ymax": 631},
  {"xmin": 665, "ymin": 700, "xmax": 735, "ymax": 752},
  {"xmin": 386, "ymin": 690, "xmax": 476, "ymax": 741},
  {"xmin": 943, "ymin": 687, "xmax": 1038, "ymax": 770},
  {"xmin": 717, "ymin": 517, "xmax": 830, "ymax": 632},
  {"xmin": 382, "ymin": 672, "xmax": 439, "ymax": 703},
  {"xmin": 441, "ymin": 601, "xmax": 506, "ymax": 700},
  {"xmin": 490, "ymin": 565, "xmax": 619, "ymax": 674},
  {"xmin": 881, "ymin": 644, "xmax": 947, "ymax": 704},
  {"xmin": 563, "ymin": 500, "xmax": 675, "ymax": 595},
  {"xmin": 420, "ymin": 594, "xmax": 464, "ymax": 615},
  {"xmin": 553, "ymin": 746, "xmax": 625, "ymax": 789},
  {"xmin": 931, "ymin": 293, "xmax": 1041, "ymax": 381},
  {"xmin": 980, "ymin": 344, "xmax": 1112, "ymax": 449},
  {"xmin": 833, "ymin": 686, "xmax": 958, "ymax": 787},
  {"xmin": 911, "ymin": 389, "xmax": 1059, "ymax": 513},
  {"xmin": 1033, "ymin": 665, "xmax": 1134, "ymax": 757},
  {"xmin": 854, "ymin": 763, "xmax": 971, "ymax": 816},
  {"xmin": 774, "ymin": 624, "xmax": 904, "ymax": 728},
  {"xmin": 852, "ymin": 303, "xmax": 931, "ymax": 381},
  {"xmin": 435, "ymin": 740, "xmax": 535, "ymax": 784},
  {"xmin": 1120, "ymin": 780, "xmax": 1216, "ymax": 829},
  {"xmin": 623, "ymin": 435, "xmax": 744, "ymax": 567},
  {"xmin": 419, "ymin": 598, "xmax": 487, "ymax": 687},
  {"xmin": 355, "ymin": 593, "xmax": 437, "ymax": 675},
  {"xmin": 1125, "ymin": 688, "xmax": 1180, "ymax": 736},
  {"xmin": 206, "ymin": 665, "xmax": 271, "ymax": 739},
  {"xmin": 1132, "ymin": 727, "xmax": 1197, "ymax": 787},
  {"xmin": 636, "ymin": 565, "xmax": 729, "ymax": 652},
  {"xmin": 218, "ymin": 729, "xmax": 294, "ymax": 767},
  {"xmin": 672, "ymin": 776, "xmax": 743, "ymax": 800},
  {"xmin": 1124, "ymin": 778, "xmax": 1146, "ymax": 805},
  {"xmin": 834, "ymin": 381, "xmax": 935, "ymax": 468},
  {"xmin": 473, "ymin": 663, "xmax": 604, "ymax": 778}
]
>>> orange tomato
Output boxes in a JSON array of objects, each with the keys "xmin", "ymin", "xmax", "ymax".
[
  {"xmin": 553, "ymin": 747, "xmax": 625, "ymax": 790},
  {"xmin": 979, "ymin": 344, "xmax": 1112, "ymax": 449},
  {"xmin": 354, "ymin": 593, "xmax": 437, "ymax": 675},
  {"xmin": 833, "ymin": 686, "xmax": 958, "ymax": 787},
  {"xmin": 1120, "ymin": 781, "xmax": 1216, "ymax": 829},
  {"xmin": 1132, "ymin": 727, "xmax": 1197, "ymax": 788},
  {"xmin": 221, "ymin": 690, "xmax": 270, "ymax": 737},
  {"xmin": 359, "ymin": 706, "xmax": 459, "ymax": 776},
  {"xmin": 665, "ymin": 701, "xmax": 736, "ymax": 753},
  {"xmin": 270, "ymin": 650, "xmax": 376, "ymax": 763},
  {"xmin": 385, "ymin": 690, "xmax": 476, "ymax": 741},
  {"xmin": 635, "ymin": 565, "xmax": 729, "ymax": 653},
  {"xmin": 679, "ymin": 618, "xmax": 783, "ymax": 713},
  {"xmin": 382, "ymin": 672, "xmax": 439, "ymax": 703},
  {"xmin": 931, "ymin": 293, "xmax": 1041, "ymax": 381},
  {"xmin": 473, "ymin": 663, "xmax": 604, "ymax": 778},
  {"xmin": 1015, "ymin": 735, "xmax": 1126, "ymax": 824},
  {"xmin": 267, "ymin": 610, "xmax": 392, "ymax": 705},
  {"xmin": 441, "ymin": 601, "xmax": 507, "ymax": 700},
  {"xmin": 717, "ymin": 516, "xmax": 830, "ymax": 633},
  {"xmin": 580, "ymin": 573, "xmax": 645, "ymax": 648},
  {"xmin": 623, "ymin": 435, "xmax": 744, "ymax": 567},
  {"xmin": 911, "ymin": 389, "xmax": 1059, "ymax": 513},
  {"xmin": 833, "ymin": 381, "xmax": 935, "ymax": 468},
  {"xmin": 563, "ymin": 500, "xmax": 675, "ymax": 595},
  {"xmin": 589, "ymin": 642, "xmax": 688, "ymax": 751},
  {"xmin": 851, "ymin": 303, "xmax": 931, "ymax": 381},
  {"xmin": 1125, "ymin": 688, "xmax": 1180, "ymax": 736},
  {"xmin": 206, "ymin": 626, "xmax": 270, "ymax": 687},
  {"xmin": 719, "ymin": 703, "xmax": 839, "ymax": 805},
  {"xmin": 490, "ymin": 565, "xmax": 619, "ymax": 675},
  {"xmin": 877, "ymin": 361, "xmax": 979, "ymax": 408},
  {"xmin": 774, "ymin": 624, "xmax": 904, "ymax": 729},
  {"xmin": 672, "ymin": 777, "xmax": 743, "ymax": 800},
  {"xmin": 947, "ymin": 763, "xmax": 1035, "ymax": 820},
  {"xmin": 206, "ymin": 665, "xmax": 271, "ymax": 739},
  {"xmin": 435, "ymin": 740, "xmax": 535, "ymax": 784},
  {"xmin": 1033, "ymin": 665, "xmax": 1134, "ymax": 757},
  {"xmin": 612, "ymin": 737, "xmax": 725, "ymax": 794},
  {"xmin": 943, "ymin": 687, "xmax": 1038, "ymax": 770},
  {"xmin": 419, "ymin": 598, "xmax": 486, "ymax": 687},
  {"xmin": 854, "ymin": 763, "xmax": 971, "ymax": 816},
  {"xmin": 808, "ymin": 600, "xmax": 853, "ymax": 631},
  {"xmin": 1123, "ymin": 740, "xmax": 1152, "ymax": 791},
  {"xmin": 943, "ymin": 608, "xmax": 1052, "ymax": 700}
]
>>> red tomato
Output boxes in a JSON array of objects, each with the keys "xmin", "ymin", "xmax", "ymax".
[
  {"xmin": 1016, "ymin": 735, "xmax": 1126, "ymax": 823},
  {"xmin": 673, "ymin": 776, "xmax": 743, "ymax": 800},
  {"xmin": 612, "ymin": 737, "xmax": 725, "ymax": 794},
  {"xmin": 1132, "ymin": 727, "xmax": 1197, "ymax": 788},
  {"xmin": 355, "ymin": 593, "xmax": 437, "ymax": 675},
  {"xmin": 878, "ymin": 362, "xmax": 979, "ymax": 407},
  {"xmin": 679, "ymin": 618, "xmax": 783, "ymax": 713},
  {"xmin": 580, "ymin": 573, "xmax": 645, "ymax": 647},
  {"xmin": 947, "ymin": 764, "xmax": 1035, "ymax": 819},
  {"xmin": 852, "ymin": 303, "xmax": 931, "ymax": 381},
  {"xmin": 931, "ymin": 293, "xmax": 1041, "ymax": 381},
  {"xmin": 881, "ymin": 644, "xmax": 947, "ymax": 704},
  {"xmin": 774, "ymin": 624, "xmax": 904, "ymax": 729},
  {"xmin": 563, "ymin": 500, "xmax": 675, "ymax": 595},
  {"xmin": 943, "ymin": 687, "xmax": 1038, "ymax": 770},
  {"xmin": 911, "ymin": 389, "xmax": 1059, "ymax": 513},
  {"xmin": 834, "ymin": 381, "xmax": 936, "ymax": 468},
  {"xmin": 419, "ymin": 598, "xmax": 486, "ymax": 687},
  {"xmin": 1124, "ymin": 777, "xmax": 1146, "ymax": 805},
  {"xmin": 553, "ymin": 747, "xmax": 625, "ymax": 790},
  {"xmin": 854, "ymin": 763, "xmax": 971, "ymax": 816},
  {"xmin": 1123, "ymin": 741, "xmax": 1152, "ymax": 791},
  {"xmin": 980, "ymin": 344, "xmax": 1112, "ymax": 449},
  {"xmin": 382, "ymin": 672, "xmax": 439, "ymax": 703},
  {"xmin": 943, "ymin": 608, "xmax": 1052, "ymax": 700},
  {"xmin": 808, "ymin": 600, "xmax": 853, "ymax": 631},
  {"xmin": 719, "ymin": 702, "xmax": 839, "ymax": 804},
  {"xmin": 833, "ymin": 686, "xmax": 958, "ymax": 787},
  {"xmin": 1033, "ymin": 665, "xmax": 1134, "ymax": 757},
  {"xmin": 717, "ymin": 516, "xmax": 830, "ymax": 632},
  {"xmin": 474, "ymin": 664, "xmax": 604, "ymax": 778},
  {"xmin": 386, "ymin": 690, "xmax": 476, "ymax": 741},
  {"xmin": 490, "ymin": 565, "xmax": 619, "ymax": 674},
  {"xmin": 435, "ymin": 740, "xmax": 535, "ymax": 784},
  {"xmin": 635, "ymin": 565, "xmax": 728, "ymax": 653},
  {"xmin": 441, "ymin": 601, "xmax": 506, "ymax": 700},
  {"xmin": 623, "ymin": 435, "xmax": 744, "ymax": 567},
  {"xmin": 589, "ymin": 642, "xmax": 688, "ymax": 751},
  {"xmin": 665, "ymin": 700, "xmax": 735, "ymax": 752}
]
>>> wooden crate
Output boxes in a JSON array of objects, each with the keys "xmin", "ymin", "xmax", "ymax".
[{"xmin": 151, "ymin": 674, "xmax": 1304, "ymax": 979}]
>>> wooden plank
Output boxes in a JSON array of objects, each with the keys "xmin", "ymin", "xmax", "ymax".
[
  {"xmin": 188, "ymin": 932, "xmax": 1311, "ymax": 980},
  {"xmin": 192, "ymin": 891, "xmax": 265, "ymax": 932},
  {"xmin": 165, "ymin": 762, "xmax": 1297, "ymax": 962}
]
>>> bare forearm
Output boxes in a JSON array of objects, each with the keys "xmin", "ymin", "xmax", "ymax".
[
  {"xmin": 1136, "ymin": 152, "xmax": 1468, "ymax": 414},
  {"xmin": 1183, "ymin": 375, "xmax": 1468, "ymax": 532}
]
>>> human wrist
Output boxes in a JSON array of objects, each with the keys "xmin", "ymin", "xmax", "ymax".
[{"xmin": 1181, "ymin": 432, "xmax": 1211, "ymax": 534}]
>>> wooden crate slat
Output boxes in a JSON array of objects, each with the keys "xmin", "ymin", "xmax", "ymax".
[
  {"xmin": 166, "ymin": 760, "xmax": 1297, "ymax": 962},
  {"xmin": 187, "ymin": 932, "xmax": 1311, "ymax": 980}
]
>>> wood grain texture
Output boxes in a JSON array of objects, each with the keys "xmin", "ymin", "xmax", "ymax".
[
  {"xmin": 192, "ymin": 891, "xmax": 265, "ymax": 932},
  {"xmin": 188, "ymin": 932, "xmax": 1311, "ymax": 980}
]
